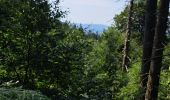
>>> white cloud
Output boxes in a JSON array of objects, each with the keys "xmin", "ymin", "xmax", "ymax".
[
  {"xmin": 58, "ymin": 0, "xmax": 126, "ymax": 25},
  {"xmin": 63, "ymin": 0, "xmax": 109, "ymax": 7}
]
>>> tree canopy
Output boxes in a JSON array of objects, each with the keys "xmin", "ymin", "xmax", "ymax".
[{"xmin": 0, "ymin": 0, "xmax": 170, "ymax": 99}]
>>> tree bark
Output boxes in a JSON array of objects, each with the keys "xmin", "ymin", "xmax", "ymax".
[
  {"xmin": 140, "ymin": 0, "xmax": 157, "ymax": 99},
  {"xmin": 145, "ymin": 0, "xmax": 170, "ymax": 99},
  {"xmin": 122, "ymin": 0, "xmax": 134, "ymax": 72}
]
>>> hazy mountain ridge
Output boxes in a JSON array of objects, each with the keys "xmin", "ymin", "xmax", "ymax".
[{"xmin": 75, "ymin": 23, "xmax": 108, "ymax": 33}]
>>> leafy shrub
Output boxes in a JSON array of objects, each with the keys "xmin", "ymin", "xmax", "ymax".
[
  {"xmin": 159, "ymin": 70, "xmax": 170, "ymax": 100},
  {"xmin": 0, "ymin": 88, "xmax": 50, "ymax": 100},
  {"xmin": 117, "ymin": 62, "xmax": 141, "ymax": 100}
]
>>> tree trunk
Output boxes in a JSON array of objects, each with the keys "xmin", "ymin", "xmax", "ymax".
[
  {"xmin": 122, "ymin": 0, "xmax": 134, "ymax": 72},
  {"xmin": 145, "ymin": 0, "xmax": 170, "ymax": 99},
  {"xmin": 140, "ymin": 0, "xmax": 157, "ymax": 99}
]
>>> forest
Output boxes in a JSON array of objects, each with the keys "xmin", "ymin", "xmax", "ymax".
[{"xmin": 0, "ymin": 0, "xmax": 170, "ymax": 100}]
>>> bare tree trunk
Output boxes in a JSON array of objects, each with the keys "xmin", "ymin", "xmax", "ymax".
[
  {"xmin": 140, "ymin": 0, "xmax": 157, "ymax": 99},
  {"xmin": 122, "ymin": 0, "xmax": 134, "ymax": 72},
  {"xmin": 145, "ymin": 0, "xmax": 170, "ymax": 99}
]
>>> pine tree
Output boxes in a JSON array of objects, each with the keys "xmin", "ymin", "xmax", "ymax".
[
  {"xmin": 145, "ymin": 0, "xmax": 170, "ymax": 99},
  {"xmin": 140, "ymin": 0, "xmax": 157, "ymax": 99},
  {"xmin": 122, "ymin": 0, "xmax": 134, "ymax": 72}
]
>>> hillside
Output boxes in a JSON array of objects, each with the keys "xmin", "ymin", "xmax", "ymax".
[{"xmin": 76, "ymin": 23, "xmax": 108, "ymax": 33}]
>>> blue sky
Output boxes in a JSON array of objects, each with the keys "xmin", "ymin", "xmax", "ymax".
[{"xmin": 52, "ymin": 0, "xmax": 127, "ymax": 26}]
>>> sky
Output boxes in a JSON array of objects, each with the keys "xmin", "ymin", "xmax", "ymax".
[{"xmin": 52, "ymin": 0, "xmax": 127, "ymax": 26}]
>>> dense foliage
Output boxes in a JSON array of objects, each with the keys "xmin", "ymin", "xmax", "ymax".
[
  {"xmin": 0, "ymin": 0, "xmax": 170, "ymax": 100},
  {"xmin": 0, "ymin": 88, "xmax": 50, "ymax": 100}
]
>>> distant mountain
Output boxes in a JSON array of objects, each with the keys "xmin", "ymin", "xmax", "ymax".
[{"xmin": 75, "ymin": 23, "xmax": 108, "ymax": 33}]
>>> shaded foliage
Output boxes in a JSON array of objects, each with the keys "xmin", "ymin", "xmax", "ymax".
[{"xmin": 0, "ymin": 0, "xmax": 170, "ymax": 99}]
